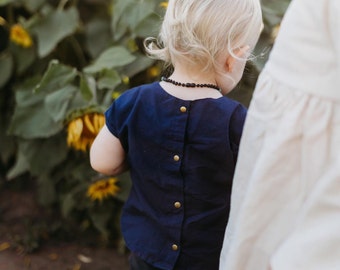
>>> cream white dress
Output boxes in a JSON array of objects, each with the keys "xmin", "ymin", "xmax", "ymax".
[{"xmin": 220, "ymin": 0, "xmax": 340, "ymax": 269}]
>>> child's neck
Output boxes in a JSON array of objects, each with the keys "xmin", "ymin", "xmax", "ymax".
[{"xmin": 160, "ymin": 68, "xmax": 222, "ymax": 101}]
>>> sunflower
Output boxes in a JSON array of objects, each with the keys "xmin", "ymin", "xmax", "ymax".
[
  {"xmin": 160, "ymin": 2, "xmax": 168, "ymax": 9},
  {"xmin": 121, "ymin": 75, "xmax": 130, "ymax": 85},
  {"xmin": 67, "ymin": 113, "xmax": 105, "ymax": 152},
  {"xmin": 10, "ymin": 24, "xmax": 33, "ymax": 48},
  {"xmin": 0, "ymin": 16, "xmax": 6, "ymax": 26},
  {"xmin": 271, "ymin": 24, "xmax": 281, "ymax": 43},
  {"xmin": 147, "ymin": 65, "xmax": 161, "ymax": 79},
  {"xmin": 112, "ymin": 91, "xmax": 121, "ymax": 100},
  {"xmin": 87, "ymin": 177, "xmax": 120, "ymax": 202}
]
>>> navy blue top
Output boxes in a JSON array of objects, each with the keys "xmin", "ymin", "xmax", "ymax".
[{"xmin": 105, "ymin": 82, "xmax": 247, "ymax": 270}]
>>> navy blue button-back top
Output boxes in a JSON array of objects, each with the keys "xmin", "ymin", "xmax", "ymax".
[{"xmin": 105, "ymin": 82, "xmax": 247, "ymax": 270}]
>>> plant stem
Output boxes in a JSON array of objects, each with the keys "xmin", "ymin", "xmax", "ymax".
[
  {"xmin": 69, "ymin": 36, "xmax": 87, "ymax": 68},
  {"xmin": 7, "ymin": 5, "xmax": 14, "ymax": 24},
  {"xmin": 58, "ymin": 0, "xmax": 69, "ymax": 10}
]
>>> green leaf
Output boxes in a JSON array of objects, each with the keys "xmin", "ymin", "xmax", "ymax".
[
  {"xmin": 9, "ymin": 104, "xmax": 64, "ymax": 139},
  {"xmin": 23, "ymin": 0, "xmax": 45, "ymax": 12},
  {"xmin": 84, "ymin": 46, "xmax": 136, "ymax": 73},
  {"xmin": 9, "ymin": 83, "xmax": 64, "ymax": 138},
  {"xmin": 97, "ymin": 69, "xmax": 121, "ymax": 90},
  {"xmin": 112, "ymin": 0, "xmax": 156, "ymax": 40},
  {"xmin": 32, "ymin": 7, "xmax": 79, "ymax": 57},
  {"xmin": 89, "ymin": 207, "xmax": 111, "ymax": 239},
  {"xmin": 262, "ymin": 1, "xmax": 290, "ymax": 27},
  {"xmin": 0, "ymin": 0, "xmax": 15, "ymax": 6},
  {"xmin": 111, "ymin": 0, "xmax": 135, "ymax": 40},
  {"xmin": 44, "ymin": 85, "xmax": 78, "ymax": 122},
  {"xmin": 14, "ymin": 77, "xmax": 44, "ymax": 107},
  {"xmin": 61, "ymin": 181, "xmax": 89, "ymax": 217},
  {"xmin": 9, "ymin": 137, "xmax": 68, "ymax": 180},
  {"xmin": 6, "ymin": 150, "xmax": 29, "ymax": 180},
  {"xmin": 123, "ymin": 0, "xmax": 155, "ymax": 31},
  {"xmin": 79, "ymin": 74, "xmax": 94, "ymax": 101},
  {"xmin": 34, "ymin": 60, "xmax": 78, "ymax": 93},
  {"xmin": 134, "ymin": 13, "xmax": 161, "ymax": 37},
  {"xmin": 121, "ymin": 53, "xmax": 154, "ymax": 78},
  {"xmin": 20, "ymin": 135, "xmax": 68, "ymax": 175},
  {"xmin": 0, "ymin": 121, "xmax": 16, "ymax": 165},
  {"xmin": 11, "ymin": 43, "xmax": 36, "ymax": 75},
  {"xmin": 262, "ymin": 0, "xmax": 290, "ymax": 16},
  {"xmin": 85, "ymin": 18, "xmax": 111, "ymax": 58},
  {"xmin": 0, "ymin": 53, "xmax": 13, "ymax": 88}
]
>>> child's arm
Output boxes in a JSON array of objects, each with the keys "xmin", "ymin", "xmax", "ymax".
[{"xmin": 90, "ymin": 124, "xmax": 128, "ymax": 176}]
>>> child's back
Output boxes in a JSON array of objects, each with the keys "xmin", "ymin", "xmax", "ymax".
[
  {"xmin": 90, "ymin": 0, "xmax": 263, "ymax": 269},
  {"xmin": 105, "ymin": 82, "xmax": 246, "ymax": 269}
]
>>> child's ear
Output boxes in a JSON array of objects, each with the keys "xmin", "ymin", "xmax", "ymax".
[{"xmin": 226, "ymin": 45, "xmax": 250, "ymax": 73}]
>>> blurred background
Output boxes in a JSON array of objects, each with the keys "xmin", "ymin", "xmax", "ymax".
[{"xmin": 0, "ymin": 0, "xmax": 290, "ymax": 269}]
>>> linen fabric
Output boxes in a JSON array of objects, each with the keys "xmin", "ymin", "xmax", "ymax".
[
  {"xmin": 105, "ymin": 82, "xmax": 247, "ymax": 270},
  {"xmin": 220, "ymin": 0, "xmax": 340, "ymax": 269}
]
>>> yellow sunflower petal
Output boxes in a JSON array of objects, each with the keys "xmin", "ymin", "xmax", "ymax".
[
  {"xmin": 87, "ymin": 178, "xmax": 120, "ymax": 202},
  {"xmin": 84, "ymin": 114, "xmax": 96, "ymax": 134},
  {"xmin": 160, "ymin": 2, "xmax": 168, "ymax": 8},
  {"xmin": 10, "ymin": 24, "xmax": 33, "ymax": 48},
  {"xmin": 93, "ymin": 113, "xmax": 105, "ymax": 133},
  {"xmin": 0, "ymin": 16, "xmax": 6, "ymax": 26}
]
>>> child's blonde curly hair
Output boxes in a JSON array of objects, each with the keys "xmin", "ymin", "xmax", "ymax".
[{"xmin": 145, "ymin": 0, "xmax": 263, "ymax": 75}]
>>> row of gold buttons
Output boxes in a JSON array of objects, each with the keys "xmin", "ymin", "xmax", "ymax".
[
  {"xmin": 171, "ymin": 106, "xmax": 187, "ymax": 252},
  {"xmin": 172, "ymin": 199, "xmax": 181, "ymax": 250},
  {"xmin": 173, "ymin": 106, "xmax": 186, "ymax": 163}
]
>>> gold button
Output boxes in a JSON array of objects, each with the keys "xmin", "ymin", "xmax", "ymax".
[
  {"xmin": 172, "ymin": 244, "xmax": 178, "ymax": 251},
  {"xmin": 180, "ymin": 106, "xmax": 187, "ymax": 113},
  {"xmin": 174, "ymin": 202, "xmax": 181, "ymax": 208},
  {"xmin": 173, "ymin": 155, "xmax": 180, "ymax": 161}
]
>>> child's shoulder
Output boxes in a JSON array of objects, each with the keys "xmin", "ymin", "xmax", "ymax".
[
  {"xmin": 113, "ymin": 81, "xmax": 160, "ymax": 106},
  {"xmin": 211, "ymin": 97, "xmax": 248, "ymax": 125},
  {"xmin": 214, "ymin": 96, "xmax": 247, "ymax": 114}
]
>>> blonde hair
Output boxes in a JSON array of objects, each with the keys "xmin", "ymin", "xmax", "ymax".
[{"xmin": 144, "ymin": 0, "xmax": 263, "ymax": 74}]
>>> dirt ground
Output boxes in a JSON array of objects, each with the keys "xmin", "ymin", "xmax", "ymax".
[
  {"xmin": 0, "ymin": 244, "xmax": 129, "ymax": 270},
  {"xmin": 0, "ymin": 188, "xmax": 130, "ymax": 270}
]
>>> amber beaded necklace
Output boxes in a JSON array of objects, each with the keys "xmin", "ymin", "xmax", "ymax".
[{"xmin": 161, "ymin": 77, "xmax": 220, "ymax": 92}]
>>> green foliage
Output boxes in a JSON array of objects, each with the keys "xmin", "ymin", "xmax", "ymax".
[
  {"xmin": 254, "ymin": 0, "xmax": 291, "ymax": 70},
  {"xmin": 0, "ymin": 0, "xmax": 291, "ymax": 250}
]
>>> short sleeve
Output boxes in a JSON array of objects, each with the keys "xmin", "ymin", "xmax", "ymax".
[
  {"xmin": 229, "ymin": 104, "xmax": 247, "ymax": 163},
  {"xmin": 105, "ymin": 101, "xmax": 119, "ymax": 137},
  {"xmin": 104, "ymin": 89, "xmax": 138, "ymax": 151}
]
